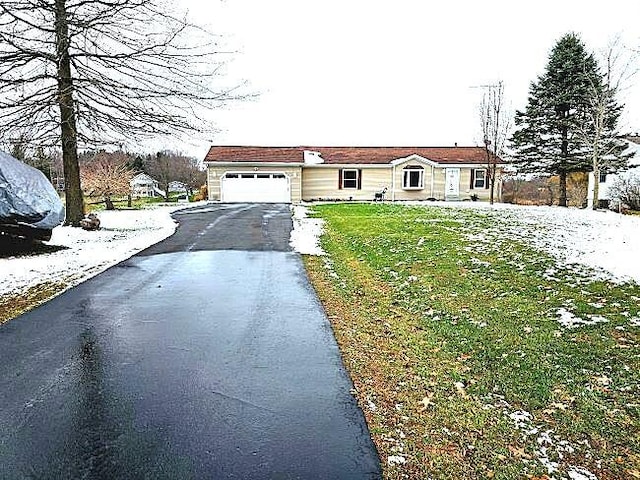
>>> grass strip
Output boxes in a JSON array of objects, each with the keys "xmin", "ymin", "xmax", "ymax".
[{"xmin": 305, "ymin": 203, "xmax": 639, "ymax": 479}]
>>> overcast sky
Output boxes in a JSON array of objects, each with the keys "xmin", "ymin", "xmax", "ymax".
[{"xmin": 175, "ymin": 0, "xmax": 640, "ymax": 159}]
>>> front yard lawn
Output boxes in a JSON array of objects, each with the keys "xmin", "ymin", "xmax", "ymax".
[{"xmin": 304, "ymin": 203, "xmax": 639, "ymax": 480}]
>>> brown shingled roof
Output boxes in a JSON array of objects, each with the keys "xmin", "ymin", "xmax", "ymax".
[{"xmin": 204, "ymin": 146, "xmax": 499, "ymax": 165}]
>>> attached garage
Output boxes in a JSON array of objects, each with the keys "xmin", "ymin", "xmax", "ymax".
[
  {"xmin": 205, "ymin": 146, "xmax": 503, "ymax": 203},
  {"xmin": 220, "ymin": 172, "xmax": 291, "ymax": 203}
]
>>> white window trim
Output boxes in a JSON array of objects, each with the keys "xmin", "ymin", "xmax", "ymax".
[
  {"xmin": 599, "ymin": 171, "xmax": 607, "ymax": 183},
  {"xmin": 402, "ymin": 167, "xmax": 424, "ymax": 190},
  {"xmin": 342, "ymin": 169, "xmax": 359, "ymax": 189},
  {"xmin": 473, "ymin": 169, "xmax": 486, "ymax": 189}
]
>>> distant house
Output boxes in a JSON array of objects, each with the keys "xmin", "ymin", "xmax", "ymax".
[
  {"xmin": 130, "ymin": 172, "xmax": 165, "ymax": 198},
  {"xmin": 587, "ymin": 136, "xmax": 640, "ymax": 208},
  {"xmin": 168, "ymin": 181, "xmax": 188, "ymax": 193},
  {"xmin": 204, "ymin": 146, "xmax": 503, "ymax": 203}
]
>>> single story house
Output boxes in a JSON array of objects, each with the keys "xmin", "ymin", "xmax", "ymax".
[
  {"xmin": 587, "ymin": 136, "xmax": 640, "ymax": 208},
  {"xmin": 204, "ymin": 146, "xmax": 503, "ymax": 203},
  {"xmin": 168, "ymin": 181, "xmax": 188, "ymax": 193},
  {"xmin": 130, "ymin": 172, "xmax": 164, "ymax": 198}
]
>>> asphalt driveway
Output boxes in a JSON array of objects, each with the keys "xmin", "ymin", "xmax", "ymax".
[{"xmin": 0, "ymin": 203, "xmax": 381, "ymax": 479}]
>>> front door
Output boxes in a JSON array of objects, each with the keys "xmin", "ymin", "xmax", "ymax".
[{"xmin": 445, "ymin": 168, "xmax": 460, "ymax": 199}]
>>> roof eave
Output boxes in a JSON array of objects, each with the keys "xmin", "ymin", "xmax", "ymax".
[{"xmin": 204, "ymin": 161, "xmax": 304, "ymax": 167}]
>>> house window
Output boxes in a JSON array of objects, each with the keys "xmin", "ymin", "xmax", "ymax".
[
  {"xmin": 472, "ymin": 169, "xmax": 487, "ymax": 189},
  {"xmin": 599, "ymin": 171, "xmax": 607, "ymax": 183},
  {"xmin": 402, "ymin": 165, "xmax": 424, "ymax": 189},
  {"xmin": 339, "ymin": 169, "xmax": 361, "ymax": 189}
]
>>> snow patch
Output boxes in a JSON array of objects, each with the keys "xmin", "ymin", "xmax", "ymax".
[
  {"xmin": 0, "ymin": 204, "xmax": 191, "ymax": 298},
  {"xmin": 567, "ymin": 466, "xmax": 598, "ymax": 480},
  {"xmin": 425, "ymin": 203, "xmax": 640, "ymax": 285},
  {"xmin": 387, "ymin": 455, "xmax": 406, "ymax": 466},
  {"xmin": 289, "ymin": 204, "xmax": 325, "ymax": 255},
  {"xmin": 508, "ymin": 410, "xmax": 533, "ymax": 429},
  {"xmin": 556, "ymin": 308, "xmax": 609, "ymax": 329},
  {"xmin": 498, "ymin": 397, "xmax": 598, "ymax": 479}
]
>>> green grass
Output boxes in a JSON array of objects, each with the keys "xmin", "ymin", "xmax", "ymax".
[
  {"xmin": 85, "ymin": 193, "xmax": 193, "ymax": 212},
  {"xmin": 0, "ymin": 281, "xmax": 68, "ymax": 324},
  {"xmin": 304, "ymin": 203, "xmax": 639, "ymax": 480}
]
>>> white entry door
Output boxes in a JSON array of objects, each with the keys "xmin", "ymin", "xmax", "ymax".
[
  {"xmin": 220, "ymin": 173, "xmax": 291, "ymax": 203},
  {"xmin": 445, "ymin": 168, "xmax": 460, "ymax": 199}
]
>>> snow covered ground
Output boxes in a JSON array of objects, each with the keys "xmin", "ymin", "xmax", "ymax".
[
  {"xmin": 429, "ymin": 202, "xmax": 640, "ymax": 285},
  {"xmin": 0, "ymin": 205, "xmax": 188, "ymax": 297},
  {"xmin": 1, "ymin": 202, "xmax": 638, "ymax": 305},
  {"xmin": 293, "ymin": 201, "xmax": 640, "ymax": 285},
  {"xmin": 289, "ymin": 204, "xmax": 325, "ymax": 255}
]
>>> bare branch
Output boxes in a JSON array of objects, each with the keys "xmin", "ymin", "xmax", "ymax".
[
  {"xmin": 0, "ymin": 0, "xmax": 248, "ymax": 224},
  {"xmin": 478, "ymin": 81, "xmax": 512, "ymax": 204}
]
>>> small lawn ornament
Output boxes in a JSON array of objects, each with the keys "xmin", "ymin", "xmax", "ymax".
[{"xmin": 374, "ymin": 187, "xmax": 387, "ymax": 202}]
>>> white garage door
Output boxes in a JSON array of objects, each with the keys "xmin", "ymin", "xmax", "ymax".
[{"xmin": 220, "ymin": 173, "xmax": 291, "ymax": 203}]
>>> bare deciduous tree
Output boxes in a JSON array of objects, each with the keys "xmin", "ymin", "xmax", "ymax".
[
  {"xmin": 145, "ymin": 151, "xmax": 173, "ymax": 202},
  {"xmin": 0, "ymin": 0, "xmax": 245, "ymax": 225},
  {"xmin": 80, "ymin": 152, "xmax": 134, "ymax": 210},
  {"xmin": 479, "ymin": 81, "xmax": 511, "ymax": 204},
  {"xmin": 174, "ymin": 156, "xmax": 206, "ymax": 196},
  {"xmin": 579, "ymin": 37, "xmax": 637, "ymax": 209}
]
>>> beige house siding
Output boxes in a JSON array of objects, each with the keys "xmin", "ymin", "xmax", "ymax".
[
  {"xmin": 432, "ymin": 169, "xmax": 447, "ymax": 199},
  {"xmin": 391, "ymin": 162, "xmax": 436, "ymax": 201},
  {"xmin": 465, "ymin": 168, "xmax": 502, "ymax": 201},
  {"xmin": 458, "ymin": 169, "xmax": 474, "ymax": 199},
  {"xmin": 390, "ymin": 164, "xmax": 501, "ymax": 201},
  {"xmin": 207, "ymin": 167, "xmax": 221, "ymax": 200},
  {"xmin": 302, "ymin": 167, "xmax": 391, "ymax": 201},
  {"xmin": 207, "ymin": 165, "xmax": 303, "ymax": 202},
  {"xmin": 207, "ymin": 162, "xmax": 502, "ymax": 203}
]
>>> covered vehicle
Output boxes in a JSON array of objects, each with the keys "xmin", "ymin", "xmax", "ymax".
[{"xmin": 0, "ymin": 151, "xmax": 65, "ymax": 241}]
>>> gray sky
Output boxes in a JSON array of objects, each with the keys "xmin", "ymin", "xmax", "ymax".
[{"xmin": 175, "ymin": 0, "xmax": 640, "ymax": 159}]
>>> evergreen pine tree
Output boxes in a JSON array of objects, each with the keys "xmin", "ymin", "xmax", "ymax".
[{"xmin": 510, "ymin": 33, "xmax": 623, "ymax": 207}]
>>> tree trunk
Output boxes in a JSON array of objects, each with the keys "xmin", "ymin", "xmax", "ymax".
[
  {"xmin": 559, "ymin": 123, "xmax": 569, "ymax": 207},
  {"xmin": 489, "ymin": 162, "xmax": 496, "ymax": 205},
  {"xmin": 55, "ymin": 0, "xmax": 84, "ymax": 225},
  {"xmin": 592, "ymin": 169, "xmax": 600, "ymax": 210},
  {"xmin": 592, "ymin": 149, "xmax": 600, "ymax": 210},
  {"xmin": 490, "ymin": 177, "xmax": 496, "ymax": 205},
  {"xmin": 559, "ymin": 171, "xmax": 567, "ymax": 207}
]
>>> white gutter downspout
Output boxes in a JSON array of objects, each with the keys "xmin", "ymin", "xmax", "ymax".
[
  {"xmin": 391, "ymin": 164, "xmax": 396, "ymax": 201},
  {"xmin": 430, "ymin": 165, "xmax": 435, "ymax": 197}
]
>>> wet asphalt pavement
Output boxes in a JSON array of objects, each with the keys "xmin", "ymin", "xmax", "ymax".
[{"xmin": 0, "ymin": 203, "xmax": 381, "ymax": 479}]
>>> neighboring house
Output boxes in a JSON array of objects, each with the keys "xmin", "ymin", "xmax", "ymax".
[
  {"xmin": 587, "ymin": 136, "xmax": 640, "ymax": 208},
  {"xmin": 130, "ymin": 172, "xmax": 165, "ymax": 198},
  {"xmin": 204, "ymin": 146, "xmax": 503, "ymax": 203},
  {"xmin": 168, "ymin": 181, "xmax": 188, "ymax": 193}
]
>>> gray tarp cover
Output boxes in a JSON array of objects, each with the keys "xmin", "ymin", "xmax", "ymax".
[{"xmin": 0, "ymin": 151, "xmax": 65, "ymax": 229}]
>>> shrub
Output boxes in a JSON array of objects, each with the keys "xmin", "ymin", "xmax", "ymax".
[
  {"xmin": 609, "ymin": 171, "xmax": 640, "ymax": 211},
  {"xmin": 192, "ymin": 184, "xmax": 208, "ymax": 201}
]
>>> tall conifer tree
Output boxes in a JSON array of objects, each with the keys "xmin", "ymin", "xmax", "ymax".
[{"xmin": 510, "ymin": 33, "xmax": 625, "ymax": 207}]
